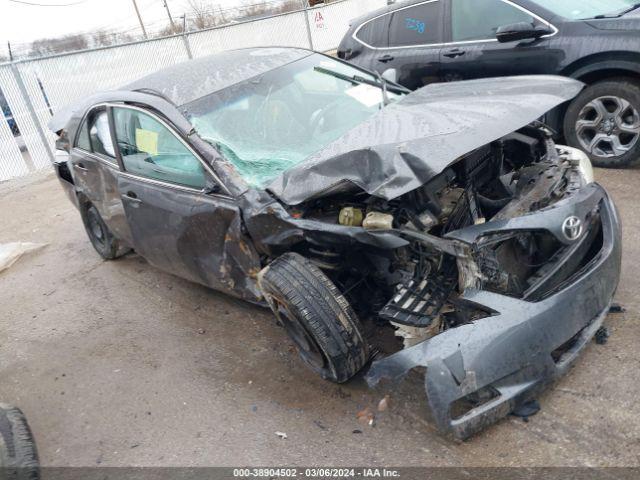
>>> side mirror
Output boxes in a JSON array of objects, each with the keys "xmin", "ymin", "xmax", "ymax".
[
  {"xmin": 496, "ymin": 22, "xmax": 553, "ymax": 43},
  {"xmin": 381, "ymin": 68, "xmax": 398, "ymax": 84}
]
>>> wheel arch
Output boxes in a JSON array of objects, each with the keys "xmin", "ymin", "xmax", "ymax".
[
  {"xmin": 547, "ymin": 53, "xmax": 640, "ymax": 135},
  {"xmin": 561, "ymin": 52, "xmax": 640, "ymax": 84}
]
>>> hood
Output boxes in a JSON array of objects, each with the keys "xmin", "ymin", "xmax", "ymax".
[
  {"xmin": 586, "ymin": 10, "xmax": 640, "ymax": 30},
  {"xmin": 267, "ymin": 75, "xmax": 584, "ymax": 205}
]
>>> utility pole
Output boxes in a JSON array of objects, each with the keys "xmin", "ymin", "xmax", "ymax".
[
  {"xmin": 7, "ymin": 41, "xmax": 13, "ymax": 62},
  {"xmin": 131, "ymin": 0, "xmax": 148, "ymax": 39},
  {"xmin": 162, "ymin": 0, "xmax": 178, "ymax": 32}
]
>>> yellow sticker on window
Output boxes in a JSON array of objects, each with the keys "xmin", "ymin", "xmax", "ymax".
[{"xmin": 135, "ymin": 128, "xmax": 159, "ymax": 156}]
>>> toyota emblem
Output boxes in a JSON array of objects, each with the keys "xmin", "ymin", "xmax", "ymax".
[{"xmin": 562, "ymin": 216, "xmax": 583, "ymax": 241}]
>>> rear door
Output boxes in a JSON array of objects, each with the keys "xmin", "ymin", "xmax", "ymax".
[
  {"xmin": 111, "ymin": 105, "xmax": 253, "ymax": 292},
  {"xmin": 380, "ymin": 0, "xmax": 446, "ymax": 89},
  {"xmin": 441, "ymin": 0, "xmax": 558, "ymax": 81},
  {"xmin": 70, "ymin": 106, "xmax": 133, "ymax": 245}
]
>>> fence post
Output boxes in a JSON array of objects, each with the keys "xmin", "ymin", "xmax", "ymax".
[
  {"xmin": 301, "ymin": 0, "xmax": 315, "ymax": 50},
  {"xmin": 182, "ymin": 16, "xmax": 194, "ymax": 60},
  {"xmin": 9, "ymin": 64, "xmax": 54, "ymax": 167}
]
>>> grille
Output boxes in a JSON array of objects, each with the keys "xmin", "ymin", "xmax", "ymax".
[{"xmin": 379, "ymin": 258, "xmax": 457, "ymax": 328}]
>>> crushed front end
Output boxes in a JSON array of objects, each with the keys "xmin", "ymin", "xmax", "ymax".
[
  {"xmin": 257, "ymin": 124, "xmax": 621, "ymax": 439},
  {"xmin": 360, "ymin": 129, "xmax": 622, "ymax": 439}
]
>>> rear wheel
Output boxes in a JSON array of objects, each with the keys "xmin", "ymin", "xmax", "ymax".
[
  {"xmin": 0, "ymin": 405, "xmax": 39, "ymax": 480},
  {"xmin": 258, "ymin": 253, "xmax": 370, "ymax": 383},
  {"xmin": 80, "ymin": 203, "xmax": 124, "ymax": 260},
  {"xmin": 564, "ymin": 78, "xmax": 640, "ymax": 168}
]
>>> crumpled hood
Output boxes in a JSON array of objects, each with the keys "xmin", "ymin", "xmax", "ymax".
[{"xmin": 267, "ymin": 75, "xmax": 584, "ymax": 205}]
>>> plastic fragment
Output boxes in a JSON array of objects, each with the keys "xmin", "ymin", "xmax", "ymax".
[
  {"xmin": 377, "ymin": 395, "xmax": 390, "ymax": 412},
  {"xmin": 0, "ymin": 243, "xmax": 47, "ymax": 273}
]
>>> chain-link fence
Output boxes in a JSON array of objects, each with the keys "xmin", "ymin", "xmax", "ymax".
[{"xmin": 0, "ymin": 0, "xmax": 386, "ymax": 182}]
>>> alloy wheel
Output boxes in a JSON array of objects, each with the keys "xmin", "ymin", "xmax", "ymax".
[{"xmin": 575, "ymin": 95, "xmax": 640, "ymax": 158}]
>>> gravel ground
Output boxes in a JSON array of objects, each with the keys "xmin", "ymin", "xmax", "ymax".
[{"xmin": 0, "ymin": 169, "xmax": 638, "ymax": 467}]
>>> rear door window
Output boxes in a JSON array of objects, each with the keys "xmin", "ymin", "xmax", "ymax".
[
  {"xmin": 355, "ymin": 13, "xmax": 392, "ymax": 48},
  {"xmin": 89, "ymin": 111, "xmax": 116, "ymax": 158},
  {"xmin": 113, "ymin": 107, "xmax": 208, "ymax": 190},
  {"xmin": 75, "ymin": 117, "xmax": 91, "ymax": 151},
  {"xmin": 388, "ymin": 0, "xmax": 443, "ymax": 47},
  {"xmin": 451, "ymin": 0, "xmax": 536, "ymax": 42},
  {"xmin": 75, "ymin": 108, "xmax": 116, "ymax": 161}
]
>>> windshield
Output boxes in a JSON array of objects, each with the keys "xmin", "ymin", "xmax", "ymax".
[
  {"xmin": 531, "ymin": 0, "xmax": 639, "ymax": 20},
  {"xmin": 184, "ymin": 54, "xmax": 402, "ymax": 188}
]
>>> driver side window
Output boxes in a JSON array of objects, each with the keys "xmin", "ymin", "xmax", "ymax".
[
  {"xmin": 113, "ymin": 107, "xmax": 208, "ymax": 190},
  {"xmin": 451, "ymin": 0, "xmax": 536, "ymax": 42}
]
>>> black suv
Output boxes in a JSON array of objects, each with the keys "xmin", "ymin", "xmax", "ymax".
[{"xmin": 338, "ymin": 0, "xmax": 640, "ymax": 168}]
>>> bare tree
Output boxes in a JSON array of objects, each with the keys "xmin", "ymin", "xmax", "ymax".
[
  {"xmin": 188, "ymin": 0, "xmax": 218, "ymax": 30},
  {"xmin": 30, "ymin": 34, "xmax": 89, "ymax": 57},
  {"xmin": 92, "ymin": 30, "xmax": 114, "ymax": 48},
  {"xmin": 158, "ymin": 22, "xmax": 185, "ymax": 37}
]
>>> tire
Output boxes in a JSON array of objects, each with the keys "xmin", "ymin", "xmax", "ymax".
[
  {"xmin": 80, "ymin": 202, "xmax": 123, "ymax": 260},
  {"xmin": 564, "ymin": 78, "xmax": 640, "ymax": 168},
  {"xmin": 0, "ymin": 405, "xmax": 39, "ymax": 480},
  {"xmin": 258, "ymin": 253, "xmax": 370, "ymax": 383}
]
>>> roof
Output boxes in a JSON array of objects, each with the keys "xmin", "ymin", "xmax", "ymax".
[{"xmin": 124, "ymin": 47, "xmax": 312, "ymax": 107}]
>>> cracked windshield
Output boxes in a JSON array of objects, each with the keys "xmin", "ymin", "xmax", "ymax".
[{"xmin": 185, "ymin": 54, "xmax": 403, "ymax": 188}]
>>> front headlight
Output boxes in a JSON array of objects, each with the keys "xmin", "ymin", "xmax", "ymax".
[{"xmin": 558, "ymin": 145, "xmax": 594, "ymax": 184}]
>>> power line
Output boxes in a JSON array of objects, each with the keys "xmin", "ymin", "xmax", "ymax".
[{"xmin": 8, "ymin": 0, "xmax": 89, "ymax": 6}]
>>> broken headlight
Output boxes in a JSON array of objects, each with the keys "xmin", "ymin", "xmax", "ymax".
[{"xmin": 559, "ymin": 145, "xmax": 594, "ymax": 184}]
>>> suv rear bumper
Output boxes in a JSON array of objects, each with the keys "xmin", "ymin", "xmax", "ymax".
[{"xmin": 366, "ymin": 183, "xmax": 622, "ymax": 439}]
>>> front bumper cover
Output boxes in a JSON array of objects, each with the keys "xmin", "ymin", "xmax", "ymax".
[{"xmin": 366, "ymin": 183, "xmax": 622, "ymax": 440}]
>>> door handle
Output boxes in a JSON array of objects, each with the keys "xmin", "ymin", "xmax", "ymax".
[
  {"xmin": 74, "ymin": 163, "xmax": 88, "ymax": 172},
  {"xmin": 123, "ymin": 191, "xmax": 142, "ymax": 204},
  {"xmin": 378, "ymin": 54, "xmax": 395, "ymax": 63},
  {"xmin": 443, "ymin": 48, "xmax": 466, "ymax": 58}
]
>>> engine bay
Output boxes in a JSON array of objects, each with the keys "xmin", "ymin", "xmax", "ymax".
[{"xmin": 286, "ymin": 125, "xmax": 598, "ymax": 350}]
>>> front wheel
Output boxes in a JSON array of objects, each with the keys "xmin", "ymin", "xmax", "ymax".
[
  {"xmin": 258, "ymin": 253, "xmax": 370, "ymax": 383},
  {"xmin": 0, "ymin": 404, "xmax": 39, "ymax": 480},
  {"xmin": 564, "ymin": 78, "xmax": 640, "ymax": 168}
]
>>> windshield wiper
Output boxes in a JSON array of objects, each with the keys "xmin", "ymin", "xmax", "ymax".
[
  {"xmin": 593, "ymin": 2, "xmax": 640, "ymax": 18},
  {"xmin": 313, "ymin": 66, "xmax": 409, "ymax": 95}
]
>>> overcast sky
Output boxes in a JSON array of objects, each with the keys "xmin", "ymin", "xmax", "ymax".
[{"xmin": 0, "ymin": 0, "xmax": 246, "ymax": 55}]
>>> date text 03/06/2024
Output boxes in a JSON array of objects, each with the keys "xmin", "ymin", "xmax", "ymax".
[{"xmin": 232, "ymin": 468, "xmax": 401, "ymax": 478}]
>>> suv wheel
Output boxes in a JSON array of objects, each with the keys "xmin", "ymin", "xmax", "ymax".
[
  {"xmin": 564, "ymin": 78, "xmax": 640, "ymax": 168},
  {"xmin": 258, "ymin": 253, "xmax": 370, "ymax": 383}
]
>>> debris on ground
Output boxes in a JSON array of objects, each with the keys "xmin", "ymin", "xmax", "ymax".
[
  {"xmin": 595, "ymin": 326, "xmax": 610, "ymax": 345},
  {"xmin": 356, "ymin": 407, "xmax": 375, "ymax": 427},
  {"xmin": 197, "ymin": 328, "xmax": 206, "ymax": 335},
  {"xmin": 313, "ymin": 420, "xmax": 328, "ymax": 430},
  {"xmin": 511, "ymin": 400, "xmax": 541, "ymax": 422},
  {"xmin": 377, "ymin": 395, "xmax": 390, "ymax": 412},
  {"xmin": 275, "ymin": 431, "xmax": 287, "ymax": 439},
  {"xmin": 0, "ymin": 243, "xmax": 47, "ymax": 273},
  {"xmin": 609, "ymin": 304, "xmax": 626, "ymax": 314}
]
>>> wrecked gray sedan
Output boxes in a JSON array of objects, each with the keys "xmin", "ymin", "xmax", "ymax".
[{"xmin": 49, "ymin": 47, "xmax": 621, "ymax": 440}]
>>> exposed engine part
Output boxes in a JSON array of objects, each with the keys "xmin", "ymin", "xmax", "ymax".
[
  {"xmin": 338, "ymin": 207, "xmax": 364, "ymax": 226},
  {"xmin": 392, "ymin": 317, "xmax": 442, "ymax": 348},
  {"xmin": 308, "ymin": 247, "xmax": 341, "ymax": 270},
  {"xmin": 363, "ymin": 212, "xmax": 394, "ymax": 230}
]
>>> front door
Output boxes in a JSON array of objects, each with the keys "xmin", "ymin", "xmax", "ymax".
[
  {"xmin": 111, "ymin": 105, "xmax": 259, "ymax": 295},
  {"xmin": 440, "ymin": 0, "xmax": 558, "ymax": 82}
]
